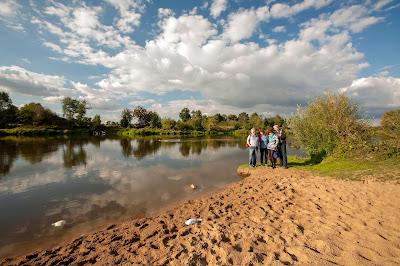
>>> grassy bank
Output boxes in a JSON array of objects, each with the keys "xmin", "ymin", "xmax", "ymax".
[
  {"xmin": 117, "ymin": 128, "xmax": 248, "ymax": 137},
  {"xmin": 238, "ymin": 155, "xmax": 400, "ymax": 182},
  {"xmin": 0, "ymin": 126, "xmax": 250, "ymax": 137}
]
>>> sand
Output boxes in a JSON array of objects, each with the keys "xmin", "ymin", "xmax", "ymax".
[{"xmin": 2, "ymin": 167, "xmax": 400, "ymax": 265}]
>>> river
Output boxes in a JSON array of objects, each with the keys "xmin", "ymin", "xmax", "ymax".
[{"xmin": 0, "ymin": 136, "xmax": 303, "ymax": 257}]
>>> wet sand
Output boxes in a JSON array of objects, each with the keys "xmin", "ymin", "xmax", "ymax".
[{"xmin": 2, "ymin": 167, "xmax": 400, "ymax": 265}]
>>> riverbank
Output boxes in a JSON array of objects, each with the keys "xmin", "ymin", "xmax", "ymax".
[
  {"xmin": 0, "ymin": 126, "xmax": 247, "ymax": 137},
  {"xmin": 2, "ymin": 166, "xmax": 399, "ymax": 265}
]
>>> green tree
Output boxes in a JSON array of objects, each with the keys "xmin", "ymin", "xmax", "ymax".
[
  {"xmin": 179, "ymin": 107, "xmax": 191, "ymax": 122},
  {"xmin": 148, "ymin": 111, "xmax": 161, "ymax": 128},
  {"xmin": 227, "ymin": 114, "xmax": 238, "ymax": 121},
  {"xmin": 288, "ymin": 93, "xmax": 368, "ymax": 160},
  {"xmin": 132, "ymin": 106, "xmax": 149, "ymax": 128},
  {"xmin": 380, "ymin": 109, "xmax": 400, "ymax": 154},
  {"xmin": 249, "ymin": 112, "xmax": 263, "ymax": 129},
  {"xmin": 238, "ymin": 112, "xmax": 249, "ymax": 128},
  {"xmin": 62, "ymin": 97, "xmax": 89, "ymax": 123},
  {"xmin": 120, "ymin": 109, "xmax": 133, "ymax": 128},
  {"xmin": 161, "ymin": 118, "xmax": 176, "ymax": 130},
  {"xmin": 0, "ymin": 91, "xmax": 17, "ymax": 128},
  {"xmin": 18, "ymin": 103, "xmax": 58, "ymax": 125},
  {"xmin": 91, "ymin": 115, "xmax": 101, "ymax": 128},
  {"xmin": 190, "ymin": 110, "xmax": 203, "ymax": 130}
]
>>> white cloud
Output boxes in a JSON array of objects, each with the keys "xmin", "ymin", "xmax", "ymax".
[
  {"xmin": 158, "ymin": 8, "xmax": 174, "ymax": 19},
  {"xmin": 223, "ymin": 7, "xmax": 269, "ymax": 43},
  {"xmin": 105, "ymin": 0, "xmax": 144, "ymax": 33},
  {"xmin": 374, "ymin": 0, "xmax": 394, "ymax": 10},
  {"xmin": 0, "ymin": 0, "xmax": 24, "ymax": 31},
  {"xmin": 269, "ymin": 0, "xmax": 332, "ymax": 18},
  {"xmin": 272, "ymin": 25, "xmax": 286, "ymax": 33},
  {"xmin": 340, "ymin": 76, "xmax": 400, "ymax": 112},
  {"xmin": 210, "ymin": 0, "xmax": 228, "ymax": 18}
]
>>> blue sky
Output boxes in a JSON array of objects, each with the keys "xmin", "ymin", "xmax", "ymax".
[{"xmin": 0, "ymin": 0, "xmax": 399, "ymax": 121}]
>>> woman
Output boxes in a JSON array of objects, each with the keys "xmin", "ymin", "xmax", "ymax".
[
  {"xmin": 246, "ymin": 128, "xmax": 259, "ymax": 168},
  {"xmin": 258, "ymin": 128, "xmax": 268, "ymax": 166},
  {"xmin": 267, "ymin": 127, "xmax": 278, "ymax": 168},
  {"xmin": 274, "ymin": 124, "xmax": 288, "ymax": 169}
]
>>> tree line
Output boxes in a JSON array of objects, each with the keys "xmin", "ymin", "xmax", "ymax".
[
  {"xmin": 119, "ymin": 106, "xmax": 285, "ymax": 131},
  {"xmin": 0, "ymin": 91, "xmax": 101, "ymax": 129},
  {"xmin": 1, "ymin": 90, "xmax": 285, "ymax": 131}
]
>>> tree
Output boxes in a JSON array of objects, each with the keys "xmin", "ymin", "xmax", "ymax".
[
  {"xmin": 18, "ymin": 103, "xmax": 58, "ymax": 125},
  {"xmin": 238, "ymin": 112, "xmax": 249, "ymax": 128},
  {"xmin": 91, "ymin": 115, "xmax": 101, "ymax": 128},
  {"xmin": 62, "ymin": 97, "xmax": 89, "ymax": 123},
  {"xmin": 179, "ymin": 107, "xmax": 191, "ymax": 122},
  {"xmin": 380, "ymin": 109, "xmax": 400, "ymax": 154},
  {"xmin": 132, "ymin": 106, "xmax": 149, "ymax": 128},
  {"xmin": 120, "ymin": 109, "xmax": 133, "ymax": 128},
  {"xmin": 0, "ymin": 91, "xmax": 17, "ymax": 128},
  {"xmin": 0, "ymin": 91, "xmax": 12, "ymax": 111},
  {"xmin": 227, "ymin": 114, "xmax": 238, "ymax": 121},
  {"xmin": 161, "ymin": 118, "xmax": 176, "ymax": 130},
  {"xmin": 249, "ymin": 112, "xmax": 263, "ymax": 129},
  {"xmin": 148, "ymin": 111, "xmax": 161, "ymax": 128},
  {"xmin": 190, "ymin": 110, "xmax": 204, "ymax": 130},
  {"xmin": 288, "ymin": 93, "xmax": 368, "ymax": 159}
]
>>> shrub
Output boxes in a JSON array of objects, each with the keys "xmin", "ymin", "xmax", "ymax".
[
  {"xmin": 288, "ymin": 93, "xmax": 369, "ymax": 160},
  {"xmin": 380, "ymin": 109, "xmax": 400, "ymax": 155}
]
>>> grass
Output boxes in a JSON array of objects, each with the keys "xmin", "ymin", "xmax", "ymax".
[
  {"xmin": 289, "ymin": 155, "xmax": 400, "ymax": 181},
  {"xmin": 237, "ymin": 155, "xmax": 400, "ymax": 182}
]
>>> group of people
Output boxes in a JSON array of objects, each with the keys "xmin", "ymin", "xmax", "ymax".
[{"xmin": 246, "ymin": 125, "xmax": 287, "ymax": 169}]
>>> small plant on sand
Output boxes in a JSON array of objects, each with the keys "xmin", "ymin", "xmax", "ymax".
[{"xmin": 288, "ymin": 93, "xmax": 370, "ymax": 161}]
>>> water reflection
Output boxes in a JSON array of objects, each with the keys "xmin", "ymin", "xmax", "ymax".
[{"xmin": 0, "ymin": 136, "xmax": 303, "ymax": 257}]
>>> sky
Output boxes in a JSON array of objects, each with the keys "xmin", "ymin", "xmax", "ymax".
[{"xmin": 0, "ymin": 0, "xmax": 399, "ymax": 121}]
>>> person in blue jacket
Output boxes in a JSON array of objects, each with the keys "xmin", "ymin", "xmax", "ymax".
[
  {"xmin": 267, "ymin": 127, "xmax": 278, "ymax": 169},
  {"xmin": 258, "ymin": 128, "xmax": 268, "ymax": 166}
]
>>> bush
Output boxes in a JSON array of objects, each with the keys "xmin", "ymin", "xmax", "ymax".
[
  {"xmin": 288, "ymin": 93, "xmax": 369, "ymax": 160},
  {"xmin": 380, "ymin": 109, "xmax": 400, "ymax": 155}
]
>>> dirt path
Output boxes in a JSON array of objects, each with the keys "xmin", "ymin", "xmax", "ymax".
[{"xmin": 2, "ymin": 167, "xmax": 400, "ymax": 265}]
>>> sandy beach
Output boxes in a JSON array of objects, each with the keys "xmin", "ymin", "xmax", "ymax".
[{"xmin": 2, "ymin": 166, "xmax": 400, "ymax": 265}]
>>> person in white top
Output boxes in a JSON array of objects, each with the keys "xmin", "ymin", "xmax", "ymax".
[{"xmin": 246, "ymin": 128, "xmax": 259, "ymax": 167}]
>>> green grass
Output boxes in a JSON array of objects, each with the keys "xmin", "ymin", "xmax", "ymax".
[
  {"xmin": 237, "ymin": 155, "xmax": 400, "ymax": 182},
  {"xmin": 288, "ymin": 155, "xmax": 400, "ymax": 181}
]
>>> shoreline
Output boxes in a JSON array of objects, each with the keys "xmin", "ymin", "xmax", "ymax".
[{"xmin": 2, "ymin": 167, "xmax": 400, "ymax": 265}]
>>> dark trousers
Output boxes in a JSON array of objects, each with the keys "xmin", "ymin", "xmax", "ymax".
[
  {"xmin": 279, "ymin": 141, "xmax": 288, "ymax": 167},
  {"xmin": 260, "ymin": 148, "xmax": 267, "ymax": 165},
  {"xmin": 267, "ymin": 149, "xmax": 276, "ymax": 168}
]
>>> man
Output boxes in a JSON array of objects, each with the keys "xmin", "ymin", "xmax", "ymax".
[
  {"xmin": 246, "ymin": 128, "xmax": 259, "ymax": 168},
  {"xmin": 274, "ymin": 125, "xmax": 288, "ymax": 168}
]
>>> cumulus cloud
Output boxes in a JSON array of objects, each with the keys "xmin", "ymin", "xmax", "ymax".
[
  {"xmin": 104, "ymin": 0, "xmax": 144, "ymax": 33},
  {"xmin": 0, "ymin": 0, "xmax": 24, "ymax": 30},
  {"xmin": 340, "ymin": 76, "xmax": 400, "ymax": 115},
  {"xmin": 210, "ymin": 0, "xmax": 228, "ymax": 18},
  {"xmin": 1, "ymin": 0, "xmax": 395, "ymax": 119},
  {"xmin": 272, "ymin": 25, "xmax": 286, "ymax": 33}
]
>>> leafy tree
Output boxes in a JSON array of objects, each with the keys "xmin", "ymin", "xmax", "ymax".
[
  {"xmin": 132, "ymin": 106, "xmax": 149, "ymax": 127},
  {"xmin": 161, "ymin": 118, "xmax": 176, "ymax": 130},
  {"xmin": 91, "ymin": 115, "xmax": 101, "ymax": 128},
  {"xmin": 249, "ymin": 112, "xmax": 263, "ymax": 129},
  {"xmin": 0, "ymin": 91, "xmax": 17, "ymax": 128},
  {"xmin": 289, "ymin": 93, "xmax": 368, "ymax": 160},
  {"xmin": 0, "ymin": 91, "xmax": 12, "ymax": 111},
  {"xmin": 148, "ymin": 111, "xmax": 161, "ymax": 128},
  {"xmin": 227, "ymin": 114, "xmax": 238, "ymax": 121},
  {"xmin": 238, "ymin": 112, "xmax": 249, "ymax": 128},
  {"xmin": 120, "ymin": 109, "xmax": 133, "ymax": 128},
  {"xmin": 190, "ymin": 110, "xmax": 204, "ymax": 130},
  {"xmin": 380, "ymin": 109, "xmax": 400, "ymax": 154},
  {"xmin": 18, "ymin": 103, "xmax": 58, "ymax": 125},
  {"xmin": 62, "ymin": 97, "xmax": 89, "ymax": 123},
  {"xmin": 179, "ymin": 107, "xmax": 191, "ymax": 122}
]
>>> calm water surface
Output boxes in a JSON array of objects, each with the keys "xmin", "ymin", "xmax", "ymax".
[{"xmin": 0, "ymin": 136, "xmax": 303, "ymax": 257}]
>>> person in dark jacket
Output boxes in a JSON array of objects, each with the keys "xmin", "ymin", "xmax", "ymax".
[
  {"xmin": 274, "ymin": 125, "xmax": 288, "ymax": 168},
  {"xmin": 258, "ymin": 128, "xmax": 268, "ymax": 166}
]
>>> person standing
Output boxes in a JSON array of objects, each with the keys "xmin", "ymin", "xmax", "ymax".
[
  {"xmin": 246, "ymin": 128, "xmax": 259, "ymax": 168},
  {"xmin": 258, "ymin": 128, "xmax": 268, "ymax": 166},
  {"xmin": 274, "ymin": 125, "xmax": 288, "ymax": 168},
  {"xmin": 267, "ymin": 127, "xmax": 278, "ymax": 168}
]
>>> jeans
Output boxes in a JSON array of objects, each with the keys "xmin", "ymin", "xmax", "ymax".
[
  {"xmin": 248, "ymin": 147, "xmax": 257, "ymax": 167},
  {"xmin": 279, "ymin": 140, "xmax": 288, "ymax": 167},
  {"xmin": 267, "ymin": 149, "xmax": 276, "ymax": 168},
  {"xmin": 260, "ymin": 147, "xmax": 267, "ymax": 165}
]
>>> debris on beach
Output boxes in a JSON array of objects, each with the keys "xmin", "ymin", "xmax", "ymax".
[
  {"xmin": 51, "ymin": 220, "xmax": 66, "ymax": 227},
  {"xmin": 185, "ymin": 218, "xmax": 202, "ymax": 225},
  {"xmin": 190, "ymin": 184, "xmax": 197, "ymax": 190}
]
